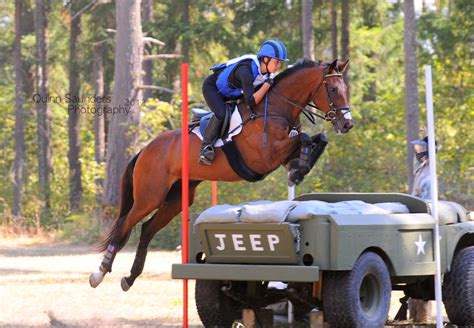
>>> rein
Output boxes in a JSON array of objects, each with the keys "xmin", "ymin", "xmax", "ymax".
[{"xmin": 271, "ymin": 67, "xmax": 351, "ymax": 124}]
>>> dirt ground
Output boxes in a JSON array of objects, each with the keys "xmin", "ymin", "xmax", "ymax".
[
  {"xmin": 0, "ymin": 236, "xmax": 449, "ymax": 328},
  {"xmin": 0, "ymin": 237, "xmax": 202, "ymax": 327}
]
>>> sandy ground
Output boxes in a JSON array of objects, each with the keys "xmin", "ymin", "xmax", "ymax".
[
  {"xmin": 0, "ymin": 238, "xmax": 202, "ymax": 327},
  {"xmin": 0, "ymin": 237, "xmax": 450, "ymax": 327}
]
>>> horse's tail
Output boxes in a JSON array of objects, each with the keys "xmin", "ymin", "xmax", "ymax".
[{"xmin": 95, "ymin": 151, "xmax": 142, "ymax": 253}]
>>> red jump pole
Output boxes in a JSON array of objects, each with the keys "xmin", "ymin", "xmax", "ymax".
[
  {"xmin": 181, "ymin": 63, "xmax": 189, "ymax": 328},
  {"xmin": 211, "ymin": 181, "xmax": 218, "ymax": 206}
]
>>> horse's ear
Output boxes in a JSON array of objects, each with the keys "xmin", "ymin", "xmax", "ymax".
[
  {"xmin": 328, "ymin": 59, "xmax": 338, "ymax": 73},
  {"xmin": 338, "ymin": 59, "xmax": 349, "ymax": 73}
]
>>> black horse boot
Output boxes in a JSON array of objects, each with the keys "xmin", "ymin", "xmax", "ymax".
[{"xmin": 199, "ymin": 115, "xmax": 223, "ymax": 165}]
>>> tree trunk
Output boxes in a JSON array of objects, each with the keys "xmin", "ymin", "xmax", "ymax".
[
  {"xmin": 302, "ymin": 0, "xmax": 314, "ymax": 59},
  {"xmin": 181, "ymin": 0, "xmax": 190, "ymax": 62},
  {"xmin": 142, "ymin": 0, "xmax": 153, "ymax": 100},
  {"xmin": 35, "ymin": 0, "xmax": 52, "ymax": 213},
  {"xmin": 172, "ymin": 0, "xmax": 190, "ymax": 93},
  {"xmin": 68, "ymin": 12, "xmax": 83, "ymax": 212},
  {"xmin": 404, "ymin": 0, "xmax": 420, "ymax": 192},
  {"xmin": 361, "ymin": 1, "xmax": 378, "ymax": 102},
  {"xmin": 341, "ymin": 0, "xmax": 350, "ymax": 97},
  {"xmin": 22, "ymin": 4, "xmax": 36, "ymax": 98},
  {"xmin": 13, "ymin": 0, "xmax": 26, "ymax": 220},
  {"xmin": 362, "ymin": 56, "xmax": 376, "ymax": 102},
  {"xmin": 330, "ymin": 0, "xmax": 338, "ymax": 59},
  {"xmin": 93, "ymin": 43, "xmax": 105, "ymax": 205},
  {"xmin": 103, "ymin": 0, "xmax": 143, "ymax": 208}
]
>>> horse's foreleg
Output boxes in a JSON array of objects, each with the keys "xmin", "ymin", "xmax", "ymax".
[
  {"xmin": 120, "ymin": 181, "xmax": 201, "ymax": 291},
  {"xmin": 309, "ymin": 133, "xmax": 328, "ymax": 168},
  {"xmin": 288, "ymin": 133, "xmax": 328, "ymax": 186},
  {"xmin": 288, "ymin": 133, "xmax": 312, "ymax": 186}
]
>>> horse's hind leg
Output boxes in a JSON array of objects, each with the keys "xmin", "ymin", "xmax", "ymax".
[
  {"xmin": 89, "ymin": 181, "xmax": 173, "ymax": 288},
  {"xmin": 121, "ymin": 180, "xmax": 201, "ymax": 291},
  {"xmin": 89, "ymin": 200, "xmax": 160, "ymax": 288}
]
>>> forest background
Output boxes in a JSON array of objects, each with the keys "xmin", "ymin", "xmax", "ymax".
[{"xmin": 0, "ymin": 0, "xmax": 472, "ymax": 249}]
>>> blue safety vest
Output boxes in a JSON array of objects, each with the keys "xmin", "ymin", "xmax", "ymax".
[{"xmin": 211, "ymin": 55, "xmax": 266, "ymax": 98}]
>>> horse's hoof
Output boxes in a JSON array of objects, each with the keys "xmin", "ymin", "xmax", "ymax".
[
  {"xmin": 89, "ymin": 272, "xmax": 104, "ymax": 288},
  {"xmin": 121, "ymin": 277, "xmax": 131, "ymax": 292}
]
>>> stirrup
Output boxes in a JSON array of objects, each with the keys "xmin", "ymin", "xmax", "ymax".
[{"xmin": 199, "ymin": 145, "xmax": 215, "ymax": 165}]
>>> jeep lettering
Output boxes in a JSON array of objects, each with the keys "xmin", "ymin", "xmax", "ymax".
[{"xmin": 213, "ymin": 233, "xmax": 280, "ymax": 251}]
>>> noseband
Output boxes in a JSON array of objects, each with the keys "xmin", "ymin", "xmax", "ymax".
[{"xmin": 271, "ymin": 66, "xmax": 351, "ymax": 125}]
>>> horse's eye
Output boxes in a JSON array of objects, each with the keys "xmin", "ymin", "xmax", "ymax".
[{"xmin": 329, "ymin": 86, "xmax": 337, "ymax": 93}]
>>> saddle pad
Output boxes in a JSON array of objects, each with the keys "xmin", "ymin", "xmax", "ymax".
[{"xmin": 191, "ymin": 106, "xmax": 243, "ymax": 147}]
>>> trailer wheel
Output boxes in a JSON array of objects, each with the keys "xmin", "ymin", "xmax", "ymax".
[
  {"xmin": 323, "ymin": 252, "xmax": 391, "ymax": 328},
  {"xmin": 195, "ymin": 280, "xmax": 243, "ymax": 327},
  {"xmin": 443, "ymin": 246, "xmax": 474, "ymax": 326}
]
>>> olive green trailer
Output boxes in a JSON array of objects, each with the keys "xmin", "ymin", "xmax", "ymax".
[{"xmin": 172, "ymin": 193, "xmax": 474, "ymax": 327}]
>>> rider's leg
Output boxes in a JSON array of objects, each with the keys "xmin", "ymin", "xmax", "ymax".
[
  {"xmin": 200, "ymin": 115, "xmax": 223, "ymax": 164},
  {"xmin": 200, "ymin": 74, "xmax": 226, "ymax": 165}
]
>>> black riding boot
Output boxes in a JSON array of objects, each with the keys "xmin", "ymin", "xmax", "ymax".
[{"xmin": 199, "ymin": 115, "xmax": 223, "ymax": 165}]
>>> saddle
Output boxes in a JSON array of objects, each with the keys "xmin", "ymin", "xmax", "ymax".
[
  {"xmin": 191, "ymin": 102, "xmax": 234, "ymax": 142},
  {"xmin": 190, "ymin": 102, "xmax": 267, "ymax": 182}
]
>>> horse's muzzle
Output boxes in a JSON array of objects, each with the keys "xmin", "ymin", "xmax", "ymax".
[
  {"xmin": 331, "ymin": 107, "xmax": 353, "ymax": 134},
  {"xmin": 334, "ymin": 118, "xmax": 353, "ymax": 134},
  {"xmin": 343, "ymin": 120, "xmax": 353, "ymax": 132}
]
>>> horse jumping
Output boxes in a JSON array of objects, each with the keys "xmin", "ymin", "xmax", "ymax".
[{"xmin": 89, "ymin": 58, "xmax": 352, "ymax": 291}]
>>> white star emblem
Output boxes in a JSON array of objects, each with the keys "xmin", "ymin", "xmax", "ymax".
[{"xmin": 415, "ymin": 234, "xmax": 427, "ymax": 255}]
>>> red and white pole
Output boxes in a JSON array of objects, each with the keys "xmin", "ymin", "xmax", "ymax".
[{"xmin": 181, "ymin": 63, "xmax": 189, "ymax": 328}]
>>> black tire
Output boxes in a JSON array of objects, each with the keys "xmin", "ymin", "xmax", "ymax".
[
  {"xmin": 323, "ymin": 252, "xmax": 391, "ymax": 328},
  {"xmin": 195, "ymin": 280, "xmax": 243, "ymax": 327},
  {"xmin": 443, "ymin": 246, "xmax": 474, "ymax": 326}
]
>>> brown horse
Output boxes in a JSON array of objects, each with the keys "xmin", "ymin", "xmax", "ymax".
[{"xmin": 89, "ymin": 58, "xmax": 352, "ymax": 290}]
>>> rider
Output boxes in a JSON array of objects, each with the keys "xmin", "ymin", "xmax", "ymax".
[
  {"xmin": 199, "ymin": 39, "xmax": 289, "ymax": 165},
  {"xmin": 409, "ymin": 134, "xmax": 438, "ymax": 322},
  {"xmin": 411, "ymin": 135, "xmax": 438, "ymax": 199}
]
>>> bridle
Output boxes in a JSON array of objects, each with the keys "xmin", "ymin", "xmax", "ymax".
[{"xmin": 271, "ymin": 66, "xmax": 351, "ymax": 125}]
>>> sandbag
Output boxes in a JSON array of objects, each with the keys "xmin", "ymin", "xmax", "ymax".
[
  {"xmin": 194, "ymin": 204, "xmax": 242, "ymax": 225},
  {"xmin": 240, "ymin": 200, "xmax": 297, "ymax": 223},
  {"xmin": 287, "ymin": 200, "xmax": 408, "ymax": 222},
  {"xmin": 374, "ymin": 202, "xmax": 410, "ymax": 214}
]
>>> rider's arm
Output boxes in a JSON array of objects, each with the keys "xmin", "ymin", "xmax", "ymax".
[
  {"xmin": 252, "ymin": 82, "xmax": 272, "ymax": 106},
  {"xmin": 234, "ymin": 63, "xmax": 271, "ymax": 108}
]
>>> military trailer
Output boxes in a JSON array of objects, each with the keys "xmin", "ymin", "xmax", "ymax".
[{"xmin": 172, "ymin": 193, "xmax": 474, "ymax": 327}]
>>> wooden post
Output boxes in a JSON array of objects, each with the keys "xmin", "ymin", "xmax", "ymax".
[
  {"xmin": 409, "ymin": 298, "xmax": 432, "ymax": 323},
  {"xmin": 309, "ymin": 310, "xmax": 329, "ymax": 328},
  {"xmin": 242, "ymin": 309, "xmax": 255, "ymax": 327},
  {"xmin": 242, "ymin": 309, "xmax": 273, "ymax": 328}
]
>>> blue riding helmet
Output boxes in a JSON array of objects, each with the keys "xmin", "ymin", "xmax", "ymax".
[{"xmin": 258, "ymin": 39, "xmax": 289, "ymax": 62}]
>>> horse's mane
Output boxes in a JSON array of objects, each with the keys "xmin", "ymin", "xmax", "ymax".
[{"xmin": 274, "ymin": 57, "xmax": 323, "ymax": 85}]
